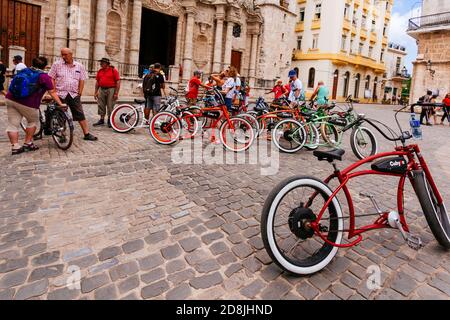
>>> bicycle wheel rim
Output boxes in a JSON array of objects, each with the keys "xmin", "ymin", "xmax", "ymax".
[
  {"xmin": 150, "ymin": 112, "xmax": 181, "ymax": 144},
  {"xmin": 273, "ymin": 120, "xmax": 306, "ymax": 153},
  {"xmin": 111, "ymin": 105, "xmax": 139, "ymax": 132},
  {"xmin": 51, "ymin": 111, "xmax": 73, "ymax": 150},
  {"xmin": 180, "ymin": 111, "xmax": 199, "ymax": 139},
  {"xmin": 352, "ymin": 127, "xmax": 377, "ymax": 159},
  {"xmin": 220, "ymin": 118, "xmax": 254, "ymax": 152}
]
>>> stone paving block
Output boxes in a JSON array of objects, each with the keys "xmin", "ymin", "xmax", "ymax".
[
  {"xmin": 23, "ymin": 243, "xmax": 47, "ymax": 257},
  {"xmin": 109, "ymin": 261, "xmax": 139, "ymax": 281},
  {"xmin": 144, "ymin": 231, "xmax": 168, "ymax": 245},
  {"xmin": 47, "ymin": 287, "xmax": 80, "ymax": 300},
  {"xmin": 260, "ymin": 279, "xmax": 291, "ymax": 300},
  {"xmin": 190, "ymin": 272, "xmax": 223, "ymax": 289},
  {"xmin": 118, "ymin": 275, "xmax": 140, "ymax": 294},
  {"xmin": 122, "ymin": 239, "xmax": 145, "ymax": 254},
  {"xmin": 166, "ymin": 259, "xmax": 186, "ymax": 274},
  {"xmin": 98, "ymin": 246, "xmax": 122, "ymax": 262},
  {"xmin": 161, "ymin": 244, "xmax": 182, "ymax": 260},
  {"xmin": 0, "ymin": 257, "xmax": 28, "ymax": 273},
  {"xmin": 224, "ymin": 263, "xmax": 243, "ymax": 278},
  {"xmin": 15, "ymin": 279, "xmax": 48, "ymax": 300},
  {"xmin": 296, "ymin": 281, "xmax": 320, "ymax": 300},
  {"xmin": 0, "ymin": 288, "xmax": 14, "ymax": 300},
  {"xmin": 415, "ymin": 284, "xmax": 448, "ymax": 300},
  {"xmin": 309, "ymin": 274, "xmax": 332, "ymax": 292},
  {"xmin": 81, "ymin": 273, "xmax": 109, "ymax": 294},
  {"xmin": 231, "ymin": 243, "xmax": 253, "ymax": 259},
  {"xmin": 138, "ymin": 253, "xmax": 164, "ymax": 271},
  {"xmin": 194, "ymin": 259, "xmax": 221, "ymax": 274},
  {"xmin": 62, "ymin": 248, "xmax": 92, "ymax": 262},
  {"xmin": 242, "ymin": 257, "xmax": 262, "ymax": 273},
  {"xmin": 28, "ymin": 264, "xmax": 64, "ymax": 282},
  {"xmin": 201, "ymin": 231, "xmax": 224, "ymax": 245},
  {"xmin": 141, "ymin": 280, "xmax": 170, "ymax": 299},
  {"xmin": 167, "ymin": 269, "xmax": 196, "ymax": 286},
  {"xmin": 429, "ymin": 277, "xmax": 450, "ymax": 295},
  {"xmin": 94, "ymin": 284, "xmax": 118, "ymax": 300},
  {"xmin": 240, "ymin": 279, "xmax": 265, "ymax": 299},
  {"xmin": 209, "ymin": 241, "xmax": 229, "ymax": 256},
  {"xmin": 390, "ymin": 272, "xmax": 418, "ymax": 296},
  {"xmin": 69, "ymin": 255, "xmax": 98, "ymax": 269},
  {"xmin": 1, "ymin": 230, "xmax": 28, "ymax": 242},
  {"xmin": 166, "ymin": 283, "xmax": 192, "ymax": 300},
  {"xmin": 89, "ymin": 258, "xmax": 119, "ymax": 274},
  {"xmin": 179, "ymin": 236, "xmax": 202, "ymax": 253},
  {"xmin": 141, "ymin": 268, "xmax": 165, "ymax": 284},
  {"xmin": 331, "ymin": 283, "xmax": 354, "ymax": 300},
  {"xmin": 217, "ymin": 252, "xmax": 238, "ymax": 265},
  {"xmin": 0, "ymin": 269, "xmax": 28, "ymax": 289}
]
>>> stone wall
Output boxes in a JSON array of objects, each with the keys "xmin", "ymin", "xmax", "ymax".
[{"xmin": 410, "ymin": 30, "xmax": 450, "ymax": 103}]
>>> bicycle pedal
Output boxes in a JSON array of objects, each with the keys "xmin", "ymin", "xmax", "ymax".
[{"xmin": 406, "ymin": 234, "xmax": 423, "ymax": 250}]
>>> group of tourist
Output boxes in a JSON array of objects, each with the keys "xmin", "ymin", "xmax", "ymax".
[{"xmin": 417, "ymin": 90, "xmax": 450, "ymax": 126}]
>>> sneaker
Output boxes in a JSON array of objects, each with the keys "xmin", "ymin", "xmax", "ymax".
[
  {"xmin": 23, "ymin": 143, "xmax": 39, "ymax": 152},
  {"xmin": 84, "ymin": 133, "xmax": 98, "ymax": 141},
  {"xmin": 107, "ymin": 119, "xmax": 112, "ymax": 128},
  {"xmin": 93, "ymin": 119, "xmax": 105, "ymax": 127},
  {"xmin": 11, "ymin": 147, "xmax": 25, "ymax": 155}
]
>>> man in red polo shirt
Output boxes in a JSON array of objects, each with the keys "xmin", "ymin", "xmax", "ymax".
[
  {"xmin": 94, "ymin": 58, "xmax": 121, "ymax": 127},
  {"xmin": 186, "ymin": 70, "xmax": 210, "ymax": 106}
]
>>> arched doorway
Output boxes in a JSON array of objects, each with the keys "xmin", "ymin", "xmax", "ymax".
[
  {"xmin": 354, "ymin": 73, "xmax": 361, "ymax": 98},
  {"xmin": 343, "ymin": 71, "xmax": 350, "ymax": 98},
  {"xmin": 332, "ymin": 70, "xmax": 339, "ymax": 99}
]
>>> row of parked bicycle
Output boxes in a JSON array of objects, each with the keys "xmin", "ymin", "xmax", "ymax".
[{"xmin": 109, "ymin": 87, "xmax": 378, "ymax": 159}]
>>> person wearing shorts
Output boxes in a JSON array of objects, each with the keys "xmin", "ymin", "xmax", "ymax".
[
  {"xmin": 142, "ymin": 63, "xmax": 166, "ymax": 121},
  {"xmin": 48, "ymin": 48, "xmax": 97, "ymax": 141},
  {"xmin": 5, "ymin": 56, "xmax": 65, "ymax": 155}
]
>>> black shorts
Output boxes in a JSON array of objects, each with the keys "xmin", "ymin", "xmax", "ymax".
[
  {"xmin": 61, "ymin": 95, "xmax": 86, "ymax": 121},
  {"xmin": 0, "ymin": 78, "xmax": 5, "ymax": 91}
]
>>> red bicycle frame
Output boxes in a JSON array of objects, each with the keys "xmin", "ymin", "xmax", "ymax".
[{"xmin": 310, "ymin": 144, "xmax": 444, "ymax": 248}]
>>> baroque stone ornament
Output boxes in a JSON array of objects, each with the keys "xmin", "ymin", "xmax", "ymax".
[{"xmin": 112, "ymin": 0, "xmax": 128, "ymax": 14}]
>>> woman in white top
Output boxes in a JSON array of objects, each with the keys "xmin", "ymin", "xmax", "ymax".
[{"xmin": 222, "ymin": 66, "xmax": 239, "ymax": 111}]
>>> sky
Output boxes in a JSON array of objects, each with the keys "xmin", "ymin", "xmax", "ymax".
[{"xmin": 389, "ymin": 0, "xmax": 423, "ymax": 73}]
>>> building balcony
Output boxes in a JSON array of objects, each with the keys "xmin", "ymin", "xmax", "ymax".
[
  {"xmin": 354, "ymin": 0, "xmax": 361, "ymax": 8},
  {"xmin": 360, "ymin": 29, "xmax": 367, "ymax": 39},
  {"xmin": 311, "ymin": 19, "xmax": 321, "ymax": 30},
  {"xmin": 407, "ymin": 11, "xmax": 450, "ymax": 37},
  {"xmin": 297, "ymin": 0, "xmax": 306, "ymax": 4},
  {"xmin": 292, "ymin": 52, "xmax": 386, "ymax": 73},
  {"xmin": 296, "ymin": 22, "xmax": 305, "ymax": 32},
  {"xmin": 343, "ymin": 19, "xmax": 351, "ymax": 31},
  {"xmin": 370, "ymin": 32, "xmax": 377, "ymax": 43},
  {"xmin": 382, "ymin": 36, "xmax": 388, "ymax": 46}
]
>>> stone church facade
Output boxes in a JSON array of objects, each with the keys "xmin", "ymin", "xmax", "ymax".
[{"xmin": 0, "ymin": 0, "xmax": 297, "ymax": 95}]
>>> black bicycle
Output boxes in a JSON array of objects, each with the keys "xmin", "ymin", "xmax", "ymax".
[{"xmin": 21, "ymin": 102, "xmax": 74, "ymax": 150}]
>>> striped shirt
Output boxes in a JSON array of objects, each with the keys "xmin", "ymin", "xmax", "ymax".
[{"xmin": 48, "ymin": 59, "xmax": 88, "ymax": 99}]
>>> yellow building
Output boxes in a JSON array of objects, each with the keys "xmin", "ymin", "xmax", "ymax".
[{"xmin": 292, "ymin": 0, "xmax": 393, "ymax": 102}]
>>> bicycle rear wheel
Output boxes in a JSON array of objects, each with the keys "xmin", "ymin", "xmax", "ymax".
[
  {"xmin": 320, "ymin": 123, "xmax": 340, "ymax": 147},
  {"xmin": 261, "ymin": 176, "xmax": 343, "ymax": 275},
  {"xmin": 50, "ymin": 109, "xmax": 74, "ymax": 150},
  {"xmin": 219, "ymin": 117, "xmax": 254, "ymax": 152},
  {"xmin": 111, "ymin": 104, "xmax": 139, "ymax": 133},
  {"xmin": 411, "ymin": 170, "xmax": 450, "ymax": 248}
]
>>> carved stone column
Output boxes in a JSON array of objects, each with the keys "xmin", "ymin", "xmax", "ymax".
[
  {"xmin": 128, "ymin": 0, "xmax": 142, "ymax": 65},
  {"xmin": 75, "ymin": 0, "xmax": 92, "ymax": 59},
  {"xmin": 182, "ymin": 6, "xmax": 196, "ymax": 82},
  {"xmin": 93, "ymin": 0, "xmax": 108, "ymax": 60},
  {"xmin": 54, "ymin": 0, "xmax": 69, "ymax": 55},
  {"xmin": 223, "ymin": 21, "xmax": 234, "ymax": 68},
  {"xmin": 248, "ymin": 33, "xmax": 259, "ymax": 87},
  {"xmin": 212, "ymin": 6, "xmax": 225, "ymax": 72}
]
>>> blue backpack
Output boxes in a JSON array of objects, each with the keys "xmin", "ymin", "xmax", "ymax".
[{"xmin": 9, "ymin": 68, "xmax": 43, "ymax": 99}]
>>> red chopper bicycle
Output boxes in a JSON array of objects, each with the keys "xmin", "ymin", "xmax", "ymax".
[{"xmin": 261, "ymin": 105, "xmax": 450, "ymax": 275}]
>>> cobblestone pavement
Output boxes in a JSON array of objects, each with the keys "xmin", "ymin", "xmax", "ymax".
[{"xmin": 0, "ymin": 103, "xmax": 449, "ymax": 300}]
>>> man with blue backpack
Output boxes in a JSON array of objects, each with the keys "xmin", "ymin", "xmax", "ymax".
[{"xmin": 5, "ymin": 56, "xmax": 65, "ymax": 155}]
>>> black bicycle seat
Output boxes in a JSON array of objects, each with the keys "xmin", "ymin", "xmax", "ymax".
[
  {"xmin": 134, "ymin": 99, "xmax": 146, "ymax": 104},
  {"xmin": 313, "ymin": 149, "xmax": 345, "ymax": 162}
]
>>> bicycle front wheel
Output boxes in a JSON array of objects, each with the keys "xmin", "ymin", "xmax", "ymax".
[
  {"xmin": 261, "ymin": 176, "xmax": 343, "ymax": 275},
  {"xmin": 50, "ymin": 109, "xmax": 74, "ymax": 150},
  {"xmin": 149, "ymin": 111, "xmax": 181, "ymax": 145},
  {"xmin": 219, "ymin": 117, "xmax": 255, "ymax": 152},
  {"xmin": 411, "ymin": 170, "xmax": 450, "ymax": 248},
  {"xmin": 320, "ymin": 123, "xmax": 340, "ymax": 147},
  {"xmin": 272, "ymin": 119, "xmax": 307, "ymax": 153},
  {"xmin": 21, "ymin": 109, "xmax": 44, "ymax": 139},
  {"xmin": 110, "ymin": 104, "xmax": 139, "ymax": 133},
  {"xmin": 350, "ymin": 126, "xmax": 378, "ymax": 160}
]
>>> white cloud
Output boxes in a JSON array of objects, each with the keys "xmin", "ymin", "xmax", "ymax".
[{"xmin": 388, "ymin": 8, "xmax": 421, "ymax": 73}]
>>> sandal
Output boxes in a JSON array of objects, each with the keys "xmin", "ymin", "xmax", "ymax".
[
  {"xmin": 11, "ymin": 147, "xmax": 25, "ymax": 155},
  {"xmin": 23, "ymin": 143, "xmax": 40, "ymax": 152}
]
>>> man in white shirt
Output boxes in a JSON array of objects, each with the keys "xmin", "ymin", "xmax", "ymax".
[
  {"xmin": 12, "ymin": 55, "xmax": 27, "ymax": 75},
  {"xmin": 288, "ymin": 70, "xmax": 303, "ymax": 106}
]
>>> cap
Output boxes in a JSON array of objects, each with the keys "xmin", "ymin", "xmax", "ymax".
[
  {"xmin": 99, "ymin": 57, "xmax": 111, "ymax": 64},
  {"xmin": 194, "ymin": 70, "xmax": 202, "ymax": 76},
  {"xmin": 13, "ymin": 55, "xmax": 23, "ymax": 61},
  {"xmin": 288, "ymin": 70, "xmax": 297, "ymax": 78}
]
